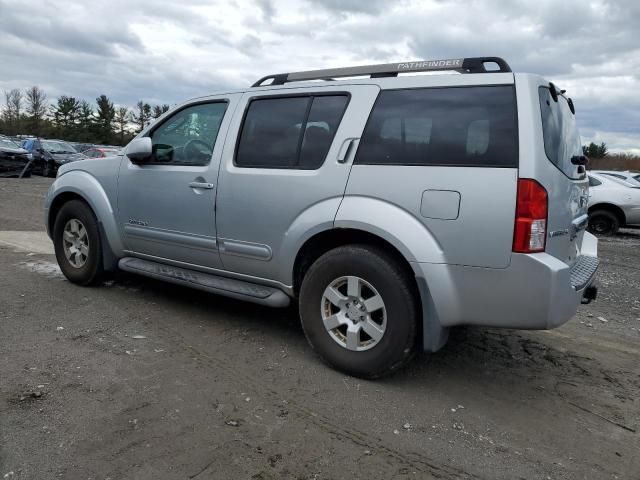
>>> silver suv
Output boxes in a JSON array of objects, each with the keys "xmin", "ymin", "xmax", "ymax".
[{"xmin": 44, "ymin": 57, "xmax": 599, "ymax": 378}]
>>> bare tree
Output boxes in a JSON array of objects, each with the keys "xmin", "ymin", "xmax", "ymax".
[
  {"xmin": 25, "ymin": 86, "xmax": 48, "ymax": 135},
  {"xmin": 2, "ymin": 89, "xmax": 24, "ymax": 134}
]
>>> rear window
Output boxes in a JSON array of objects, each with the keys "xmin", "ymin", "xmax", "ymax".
[
  {"xmin": 538, "ymin": 87, "xmax": 582, "ymax": 179},
  {"xmin": 355, "ymin": 86, "xmax": 517, "ymax": 167}
]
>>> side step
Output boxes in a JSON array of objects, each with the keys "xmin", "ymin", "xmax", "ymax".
[{"xmin": 118, "ymin": 257, "xmax": 290, "ymax": 307}]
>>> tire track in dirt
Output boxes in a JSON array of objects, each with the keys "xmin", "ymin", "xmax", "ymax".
[{"xmin": 151, "ymin": 319, "xmax": 484, "ymax": 480}]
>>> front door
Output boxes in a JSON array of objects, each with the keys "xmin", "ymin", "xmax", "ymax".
[{"xmin": 117, "ymin": 96, "xmax": 239, "ymax": 269}]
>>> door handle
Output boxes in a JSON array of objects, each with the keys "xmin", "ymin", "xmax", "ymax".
[
  {"xmin": 189, "ymin": 182, "xmax": 215, "ymax": 189},
  {"xmin": 337, "ymin": 138, "xmax": 358, "ymax": 163}
]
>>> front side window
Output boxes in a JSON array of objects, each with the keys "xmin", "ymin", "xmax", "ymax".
[
  {"xmin": 538, "ymin": 87, "xmax": 582, "ymax": 179},
  {"xmin": 149, "ymin": 102, "xmax": 228, "ymax": 166},
  {"xmin": 355, "ymin": 86, "xmax": 517, "ymax": 167},
  {"xmin": 236, "ymin": 94, "xmax": 349, "ymax": 169}
]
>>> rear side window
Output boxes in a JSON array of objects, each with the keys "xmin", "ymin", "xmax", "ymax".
[
  {"xmin": 355, "ymin": 86, "xmax": 517, "ymax": 167},
  {"xmin": 538, "ymin": 87, "xmax": 582, "ymax": 179},
  {"xmin": 236, "ymin": 94, "xmax": 349, "ymax": 169}
]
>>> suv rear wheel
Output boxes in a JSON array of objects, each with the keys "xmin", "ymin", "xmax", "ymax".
[
  {"xmin": 53, "ymin": 200, "xmax": 104, "ymax": 285},
  {"xmin": 299, "ymin": 245, "xmax": 418, "ymax": 378},
  {"xmin": 588, "ymin": 209, "xmax": 620, "ymax": 236}
]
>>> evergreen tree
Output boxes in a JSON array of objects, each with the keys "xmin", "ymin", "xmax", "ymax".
[
  {"xmin": 582, "ymin": 142, "xmax": 608, "ymax": 158},
  {"xmin": 95, "ymin": 95, "xmax": 115, "ymax": 144},
  {"xmin": 131, "ymin": 101, "xmax": 152, "ymax": 133},
  {"xmin": 50, "ymin": 95, "xmax": 80, "ymax": 138},
  {"xmin": 76, "ymin": 101, "xmax": 95, "ymax": 142},
  {"xmin": 152, "ymin": 104, "xmax": 170, "ymax": 119},
  {"xmin": 114, "ymin": 106, "xmax": 131, "ymax": 145}
]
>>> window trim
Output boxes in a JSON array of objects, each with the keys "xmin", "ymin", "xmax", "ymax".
[
  {"xmin": 354, "ymin": 84, "xmax": 519, "ymax": 168},
  {"xmin": 142, "ymin": 99, "xmax": 229, "ymax": 167},
  {"xmin": 233, "ymin": 91, "xmax": 351, "ymax": 170}
]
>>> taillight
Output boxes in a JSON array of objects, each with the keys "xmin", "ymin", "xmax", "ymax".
[{"xmin": 513, "ymin": 179, "xmax": 548, "ymax": 253}]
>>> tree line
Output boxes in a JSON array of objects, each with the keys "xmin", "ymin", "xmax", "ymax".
[{"xmin": 0, "ymin": 86, "xmax": 171, "ymax": 146}]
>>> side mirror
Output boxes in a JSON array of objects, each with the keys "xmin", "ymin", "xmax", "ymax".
[{"xmin": 125, "ymin": 137, "xmax": 152, "ymax": 163}]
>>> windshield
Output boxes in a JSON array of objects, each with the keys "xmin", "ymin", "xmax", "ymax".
[
  {"xmin": 0, "ymin": 137, "xmax": 20, "ymax": 149},
  {"xmin": 538, "ymin": 87, "xmax": 582, "ymax": 179},
  {"xmin": 41, "ymin": 140, "xmax": 77, "ymax": 154}
]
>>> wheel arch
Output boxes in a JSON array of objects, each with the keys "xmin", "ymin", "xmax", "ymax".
[
  {"xmin": 588, "ymin": 203, "xmax": 626, "ymax": 226},
  {"xmin": 292, "ymin": 227, "xmax": 449, "ymax": 353},
  {"xmin": 293, "ymin": 228, "xmax": 418, "ymax": 297},
  {"xmin": 46, "ymin": 171, "xmax": 124, "ymax": 267}
]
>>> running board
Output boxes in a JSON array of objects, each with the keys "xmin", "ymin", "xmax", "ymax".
[{"xmin": 118, "ymin": 257, "xmax": 290, "ymax": 307}]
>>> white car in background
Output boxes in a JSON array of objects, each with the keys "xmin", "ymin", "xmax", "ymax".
[
  {"xmin": 588, "ymin": 173, "xmax": 640, "ymax": 235},
  {"xmin": 592, "ymin": 170, "xmax": 640, "ymax": 187}
]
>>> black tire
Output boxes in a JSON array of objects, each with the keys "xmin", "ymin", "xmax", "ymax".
[
  {"xmin": 42, "ymin": 161, "xmax": 55, "ymax": 178},
  {"xmin": 299, "ymin": 245, "xmax": 418, "ymax": 379},
  {"xmin": 53, "ymin": 200, "xmax": 104, "ymax": 285},
  {"xmin": 588, "ymin": 209, "xmax": 620, "ymax": 236}
]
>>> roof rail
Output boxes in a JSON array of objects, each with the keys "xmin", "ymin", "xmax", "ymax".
[{"xmin": 252, "ymin": 57, "xmax": 511, "ymax": 87}]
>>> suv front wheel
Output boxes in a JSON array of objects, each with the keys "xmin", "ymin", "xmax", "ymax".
[
  {"xmin": 53, "ymin": 200, "xmax": 104, "ymax": 285},
  {"xmin": 299, "ymin": 245, "xmax": 418, "ymax": 378}
]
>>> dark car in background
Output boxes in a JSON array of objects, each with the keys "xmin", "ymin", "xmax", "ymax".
[
  {"xmin": 83, "ymin": 146, "xmax": 121, "ymax": 158},
  {"xmin": 21, "ymin": 138, "xmax": 86, "ymax": 177},
  {"xmin": 0, "ymin": 135, "xmax": 32, "ymax": 177},
  {"xmin": 70, "ymin": 142, "xmax": 95, "ymax": 153}
]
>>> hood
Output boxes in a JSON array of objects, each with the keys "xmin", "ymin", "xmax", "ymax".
[
  {"xmin": 51, "ymin": 152, "xmax": 86, "ymax": 164},
  {"xmin": 0, "ymin": 146, "xmax": 29, "ymax": 156}
]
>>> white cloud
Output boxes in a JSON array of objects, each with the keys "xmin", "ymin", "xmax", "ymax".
[{"xmin": 0, "ymin": 0, "xmax": 638, "ymax": 151}]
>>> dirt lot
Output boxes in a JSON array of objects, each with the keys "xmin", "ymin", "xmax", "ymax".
[{"xmin": 0, "ymin": 177, "xmax": 638, "ymax": 479}]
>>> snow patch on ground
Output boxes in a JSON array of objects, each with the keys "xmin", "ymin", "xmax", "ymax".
[{"xmin": 18, "ymin": 260, "xmax": 65, "ymax": 279}]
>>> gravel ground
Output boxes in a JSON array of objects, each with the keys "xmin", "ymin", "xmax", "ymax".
[{"xmin": 0, "ymin": 177, "xmax": 638, "ymax": 479}]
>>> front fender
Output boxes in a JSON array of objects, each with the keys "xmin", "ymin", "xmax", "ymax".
[
  {"xmin": 334, "ymin": 196, "xmax": 445, "ymax": 264},
  {"xmin": 45, "ymin": 170, "xmax": 124, "ymax": 257}
]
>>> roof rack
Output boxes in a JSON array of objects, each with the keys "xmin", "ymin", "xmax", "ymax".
[{"xmin": 252, "ymin": 56, "xmax": 511, "ymax": 87}]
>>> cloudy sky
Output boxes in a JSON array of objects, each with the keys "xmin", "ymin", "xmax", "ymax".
[{"xmin": 1, "ymin": 0, "xmax": 639, "ymax": 152}]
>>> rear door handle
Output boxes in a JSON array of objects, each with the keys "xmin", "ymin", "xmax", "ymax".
[
  {"xmin": 337, "ymin": 138, "xmax": 358, "ymax": 163},
  {"xmin": 189, "ymin": 182, "xmax": 215, "ymax": 189}
]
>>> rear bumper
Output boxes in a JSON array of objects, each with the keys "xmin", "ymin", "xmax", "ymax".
[{"xmin": 414, "ymin": 232, "xmax": 599, "ymax": 334}]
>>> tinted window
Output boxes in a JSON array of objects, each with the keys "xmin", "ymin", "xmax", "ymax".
[
  {"xmin": 588, "ymin": 176, "xmax": 602, "ymax": 187},
  {"xmin": 538, "ymin": 87, "xmax": 582, "ymax": 179},
  {"xmin": 236, "ymin": 95, "xmax": 349, "ymax": 169},
  {"xmin": 149, "ymin": 102, "xmax": 227, "ymax": 166},
  {"xmin": 355, "ymin": 86, "xmax": 517, "ymax": 167}
]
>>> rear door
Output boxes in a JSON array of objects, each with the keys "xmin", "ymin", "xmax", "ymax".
[
  {"xmin": 346, "ymin": 81, "xmax": 519, "ymax": 268},
  {"xmin": 215, "ymin": 85, "xmax": 379, "ymax": 282}
]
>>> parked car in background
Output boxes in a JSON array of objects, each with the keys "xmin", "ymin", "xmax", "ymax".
[
  {"xmin": 0, "ymin": 135, "xmax": 32, "ymax": 177},
  {"xmin": 588, "ymin": 173, "xmax": 640, "ymax": 235},
  {"xmin": 21, "ymin": 138, "xmax": 87, "ymax": 177},
  {"xmin": 70, "ymin": 143, "xmax": 95, "ymax": 153},
  {"xmin": 44, "ymin": 56, "xmax": 599, "ymax": 378},
  {"xmin": 83, "ymin": 146, "xmax": 121, "ymax": 158},
  {"xmin": 592, "ymin": 170, "xmax": 640, "ymax": 187}
]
